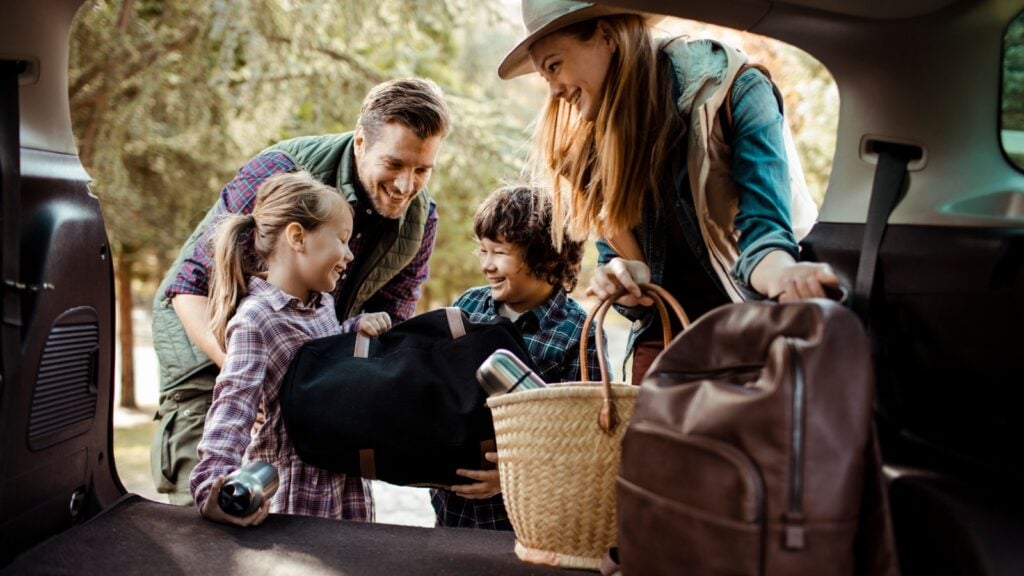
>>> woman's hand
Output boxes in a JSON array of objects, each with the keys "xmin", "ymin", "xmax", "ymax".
[
  {"xmin": 586, "ymin": 258, "xmax": 654, "ymax": 307},
  {"xmin": 199, "ymin": 475, "xmax": 272, "ymax": 527},
  {"xmin": 450, "ymin": 452, "xmax": 501, "ymax": 500},
  {"xmin": 751, "ymin": 250, "xmax": 840, "ymax": 303},
  {"xmin": 358, "ymin": 312, "xmax": 392, "ymax": 337}
]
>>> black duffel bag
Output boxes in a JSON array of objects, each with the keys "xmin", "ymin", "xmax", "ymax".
[{"xmin": 280, "ymin": 307, "xmax": 538, "ymax": 488}]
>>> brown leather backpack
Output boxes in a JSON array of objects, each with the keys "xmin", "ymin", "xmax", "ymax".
[{"xmin": 615, "ymin": 294, "xmax": 899, "ymax": 575}]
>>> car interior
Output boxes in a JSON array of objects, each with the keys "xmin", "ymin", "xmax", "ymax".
[{"xmin": 1, "ymin": 0, "xmax": 1022, "ymax": 574}]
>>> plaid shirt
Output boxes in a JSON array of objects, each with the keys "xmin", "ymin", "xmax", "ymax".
[
  {"xmin": 190, "ymin": 277, "xmax": 373, "ymax": 520},
  {"xmin": 431, "ymin": 285, "xmax": 609, "ymax": 530},
  {"xmin": 455, "ymin": 285, "xmax": 606, "ymax": 383},
  {"xmin": 166, "ymin": 150, "xmax": 437, "ymax": 324}
]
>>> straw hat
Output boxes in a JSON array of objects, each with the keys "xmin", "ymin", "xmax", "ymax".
[{"xmin": 498, "ymin": 0, "xmax": 662, "ymax": 79}]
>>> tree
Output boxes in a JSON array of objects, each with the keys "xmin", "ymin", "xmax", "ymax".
[
  {"xmin": 1003, "ymin": 11, "xmax": 1024, "ymax": 167},
  {"xmin": 69, "ymin": 0, "xmax": 532, "ymax": 405}
]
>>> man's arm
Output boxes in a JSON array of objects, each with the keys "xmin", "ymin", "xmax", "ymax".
[
  {"xmin": 164, "ymin": 152, "xmax": 297, "ymax": 367},
  {"xmin": 172, "ymin": 294, "xmax": 226, "ymax": 368}
]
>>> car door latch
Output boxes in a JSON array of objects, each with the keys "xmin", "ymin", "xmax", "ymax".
[{"xmin": 4, "ymin": 279, "xmax": 55, "ymax": 292}]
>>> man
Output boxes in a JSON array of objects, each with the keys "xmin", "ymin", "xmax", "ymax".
[{"xmin": 151, "ymin": 78, "xmax": 450, "ymax": 505}]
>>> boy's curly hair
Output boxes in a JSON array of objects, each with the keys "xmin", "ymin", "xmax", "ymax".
[{"xmin": 474, "ymin": 185, "xmax": 584, "ymax": 292}]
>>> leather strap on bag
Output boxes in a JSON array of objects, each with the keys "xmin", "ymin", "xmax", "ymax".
[
  {"xmin": 359, "ymin": 448, "xmax": 377, "ymax": 480},
  {"xmin": 580, "ymin": 283, "xmax": 690, "ymax": 434},
  {"xmin": 353, "ymin": 307, "xmax": 466, "ymax": 358},
  {"xmin": 444, "ymin": 307, "xmax": 466, "ymax": 339}
]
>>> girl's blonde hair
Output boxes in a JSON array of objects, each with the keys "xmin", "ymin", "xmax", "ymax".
[
  {"xmin": 529, "ymin": 15, "xmax": 682, "ymax": 247},
  {"xmin": 208, "ymin": 171, "xmax": 352, "ymax": 348}
]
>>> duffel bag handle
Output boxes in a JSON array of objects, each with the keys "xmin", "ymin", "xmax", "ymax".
[
  {"xmin": 581, "ymin": 283, "xmax": 690, "ymax": 433},
  {"xmin": 352, "ymin": 307, "xmax": 466, "ymax": 358}
]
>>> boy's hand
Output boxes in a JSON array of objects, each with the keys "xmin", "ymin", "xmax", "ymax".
[
  {"xmin": 450, "ymin": 452, "xmax": 501, "ymax": 500},
  {"xmin": 358, "ymin": 312, "xmax": 392, "ymax": 337},
  {"xmin": 199, "ymin": 475, "xmax": 272, "ymax": 527},
  {"xmin": 586, "ymin": 258, "xmax": 654, "ymax": 307}
]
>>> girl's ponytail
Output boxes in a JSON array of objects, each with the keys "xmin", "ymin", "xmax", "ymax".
[{"xmin": 209, "ymin": 214, "xmax": 257, "ymax": 349}]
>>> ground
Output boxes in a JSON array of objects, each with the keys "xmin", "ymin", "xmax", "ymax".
[{"xmin": 113, "ymin": 303, "xmax": 629, "ymax": 526}]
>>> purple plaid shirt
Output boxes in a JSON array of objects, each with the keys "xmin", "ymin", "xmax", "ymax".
[
  {"xmin": 167, "ymin": 150, "xmax": 437, "ymax": 324},
  {"xmin": 190, "ymin": 277, "xmax": 374, "ymax": 520}
]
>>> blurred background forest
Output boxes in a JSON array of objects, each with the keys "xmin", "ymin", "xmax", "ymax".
[{"xmin": 68, "ymin": 0, "xmax": 840, "ymax": 408}]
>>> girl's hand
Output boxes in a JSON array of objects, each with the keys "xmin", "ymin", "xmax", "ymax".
[
  {"xmin": 358, "ymin": 312, "xmax": 392, "ymax": 337},
  {"xmin": 450, "ymin": 452, "xmax": 501, "ymax": 500},
  {"xmin": 199, "ymin": 475, "xmax": 272, "ymax": 527},
  {"xmin": 586, "ymin": 258, "xmax": 654, "ymax": 307}
]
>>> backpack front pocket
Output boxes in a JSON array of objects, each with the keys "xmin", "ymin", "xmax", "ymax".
[{"xmin": 616, "ymin": 421, "xmax": 766, "ymax": 576}]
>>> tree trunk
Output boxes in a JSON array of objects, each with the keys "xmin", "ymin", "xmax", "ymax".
[
  {"xmin": 78, "ymin": 0, "xmax": 135, "ymax": 168},
  {"xmin": 116, "ymin": 252, "xmax": 137, "ymax": 409}
]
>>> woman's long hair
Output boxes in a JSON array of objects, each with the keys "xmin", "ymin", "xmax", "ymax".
[
  {"xmin": 208, "ymin": 171, "xmax": 351, "ymax": 349},
  {"xmin": 529, "ymin": 15, "xmax": 682, "ymax": 247}
]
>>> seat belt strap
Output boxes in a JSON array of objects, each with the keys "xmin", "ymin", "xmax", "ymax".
[{"xmin": 853, "ymin": 144, "xmax": 917, "ymax": 323}]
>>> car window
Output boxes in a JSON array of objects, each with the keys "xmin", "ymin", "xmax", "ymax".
[
  {"xmin": 659, "ymin": 18, "xmax": 838, "ymax": 207},
  {"xmin": 1002, "ymin": 9, "xmax": 1024, "ymax": 170}
]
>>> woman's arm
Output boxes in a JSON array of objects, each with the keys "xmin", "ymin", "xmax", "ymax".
[{"xmin": 728, "ymin": 68, "xmax": 837, "ymax": 300}]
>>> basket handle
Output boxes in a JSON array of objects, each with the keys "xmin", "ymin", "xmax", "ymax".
[{"xmin": 580, "ymin": 283, "xmax": 690, "ymax": 433}]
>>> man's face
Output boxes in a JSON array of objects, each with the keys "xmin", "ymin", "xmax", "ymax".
[{"xmin": 353, "ymin": 122, "xmax": 443, "ymax": 219}]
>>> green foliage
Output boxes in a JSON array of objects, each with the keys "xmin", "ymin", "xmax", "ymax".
[
  {"xmin": 70, "ymin": 2, "xmax": 839, "ymax": 310},
  {"xmin": 664, "ymin": 20, "xmax": 839, "ymax": 207},
  {"xmin": 1003, "ymin": 11, "xmax": 1024, "ymax": 130},
  {"xmin": 70, "ymin": 0, "xmax": 534, "ymax": 301}
]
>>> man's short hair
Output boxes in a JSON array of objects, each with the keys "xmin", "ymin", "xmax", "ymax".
[
  {"xmin": 474, "ymin": 185, "xmax": 584, "ymax": 292},
  {"xmin": 358, "ymin": 77, "xmax": 451, "ymax": 144}
]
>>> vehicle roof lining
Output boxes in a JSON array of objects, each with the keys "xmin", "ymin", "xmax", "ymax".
[{"xmin": 596, "ymin": 0, "xmax": 968, "ymax": 24}]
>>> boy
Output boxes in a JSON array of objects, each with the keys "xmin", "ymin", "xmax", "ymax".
[{"xmin": 431, "ymin": 185, "xmax": 610, "ymax": 531}]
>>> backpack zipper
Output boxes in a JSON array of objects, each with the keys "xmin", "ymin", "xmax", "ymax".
[
  {"xmin": 783, "ymin": 338, "xmax": 806, "ymax": 550},
  {"xmin": 647, "ymin": 364, "xmax": 763, "ymax": 384}
]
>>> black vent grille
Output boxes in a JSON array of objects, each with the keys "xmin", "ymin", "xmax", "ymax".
[{"xmin": 28, "ymin": 322, "xmax": 99, "ymax": 447}]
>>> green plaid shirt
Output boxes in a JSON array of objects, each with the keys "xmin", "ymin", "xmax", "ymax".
[{"xmin": 431, "ymin": 285, "xmax": 611, "ymax": 530}]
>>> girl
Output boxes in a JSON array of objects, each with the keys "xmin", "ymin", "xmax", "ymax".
[
  {"xmin": 190, "ymin": 171, "xmax": 391, "ymax": 527},
  {"xmin": 500, "ymin": 0, "xmax": 840, "ymax": 381}
]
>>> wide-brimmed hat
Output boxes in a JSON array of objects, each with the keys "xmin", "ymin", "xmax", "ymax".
[{"xmin": 498, "ymin": 0, "xmax": 662, "ymax": 79}]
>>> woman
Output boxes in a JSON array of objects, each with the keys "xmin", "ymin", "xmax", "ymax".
[{"xmin": 500, "ymin": 0, "xmax": 839, "ymax": 381}]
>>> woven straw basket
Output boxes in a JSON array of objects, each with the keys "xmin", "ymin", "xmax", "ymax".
[{"xmin": 487, "ymin": 285, "xmax": 689, "ymax": 570}]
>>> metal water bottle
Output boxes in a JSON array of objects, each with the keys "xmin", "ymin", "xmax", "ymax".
[
  {"xmin": 477, "ymin": 349, "xmax": 547, "ymax": 396},
  {"xmin": 218, "ymin": 460, "xmax": 280, "ymax": 517}
]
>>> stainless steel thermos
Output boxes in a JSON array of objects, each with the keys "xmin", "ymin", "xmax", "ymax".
[
  {"xmin": 476, "ymin": 349, "xmax": 547, "ymax": 396},
  {"xmin": 218, "ymin": 460, "xmax": 280, "ymax": 517}
]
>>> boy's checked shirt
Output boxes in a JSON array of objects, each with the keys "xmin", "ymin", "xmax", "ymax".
[{"xmin": 431, "ymin": 285, "xmax": 610, "ymax": 530}]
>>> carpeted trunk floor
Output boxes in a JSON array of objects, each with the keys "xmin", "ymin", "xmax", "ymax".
[{"xmin": 2, "ymin": 495, "xmax": 575, "ymax": 575}]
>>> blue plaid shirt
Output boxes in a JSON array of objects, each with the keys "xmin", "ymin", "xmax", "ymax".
[{"xmin": 431, "ymin": 285, "xmax": 610, "ymax": 530}]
